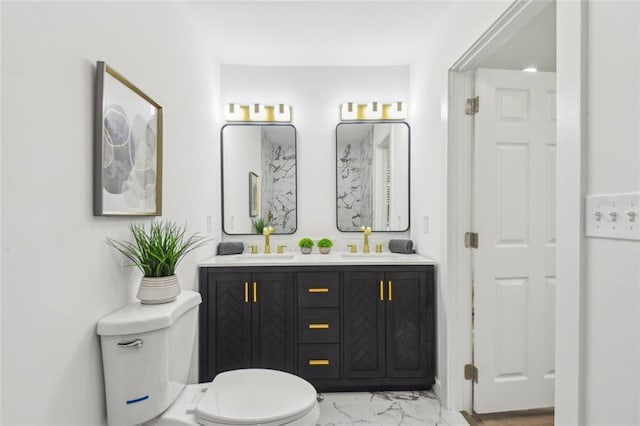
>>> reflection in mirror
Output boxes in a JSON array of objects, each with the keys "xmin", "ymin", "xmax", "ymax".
[
  {"xmin": 336, "ymin": 122, "xmax": 410, "ymax": 232},
  {"xmin": 222, "ymin": 124, "xmax": 297, "ymax": 234}
]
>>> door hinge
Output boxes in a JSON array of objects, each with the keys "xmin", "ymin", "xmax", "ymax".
[
  {"xmin": 464, "ymin": 232, "xmax": 479, "ymax": 249},
  {"xmin": 465, "ymin": 96, "xmax": 479, "ymax": 115},
  {"xmin": 464, "ymin": 364, "xmax": 478, "ymax": 383}
]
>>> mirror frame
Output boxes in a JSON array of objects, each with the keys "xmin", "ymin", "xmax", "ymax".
[
  {"xmin": 335, "ymin": 121, "xmax": 411, "ymax": 232},
  {"xmin": 220, "ymin": 123, "xmax": 298, "ymax": 235}
]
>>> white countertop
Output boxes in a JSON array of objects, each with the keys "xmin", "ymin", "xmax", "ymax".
[{"xmin": 199, "ymin": 252, "xmax": 436, "ymax": 267}]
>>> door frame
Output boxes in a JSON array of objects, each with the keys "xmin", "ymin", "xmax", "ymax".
[{"xmin": 445, "ymin": 0, "xmax": 586, "ymax": 422}]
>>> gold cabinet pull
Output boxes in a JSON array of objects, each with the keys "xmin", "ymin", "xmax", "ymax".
[
  {"xmin": 308, "ymin": 359, "xmax": 330, "ymax": 366},
  {"xmin": 388, "ymin": 281, "xmax": 393, "ymax": 301},
  {"xmin": 244, "ymin": 282, "xmax": 249, "ymax": 303},
  {"xmin": 308, "ymin": 288, "xmax": 329, "ymax": 293},
  {"xmin": 379, "ymin": 280, "xmax": 384, "ymax": 301},
  {"xmin": 308, "ymin": 323, "xmax": 329, "ymax": 329},
  {"xmin": 253, "ymin": 281, "xmax": 258, "ymax": 303}
]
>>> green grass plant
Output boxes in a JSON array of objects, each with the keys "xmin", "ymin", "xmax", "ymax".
[
  {"xmin": 252, "ymin": 217, "xmax": 267, "ymax": 234},
  {"xmin": 107, "ymin": 221, "xmax": 207, "ymax": 277}
]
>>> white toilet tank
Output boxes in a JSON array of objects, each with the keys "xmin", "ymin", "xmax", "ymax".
[{"xmin": 97, "ymin": 290, "xmax": 202, "ymax": 426}]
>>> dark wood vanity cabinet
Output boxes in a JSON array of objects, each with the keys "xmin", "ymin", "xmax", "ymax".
[
  {"xmin": 296, "ymin": 272, "xmax": 342, "ymax": 381},
  {"xmin": 343, "ymin": 270, "xmax": 434, "ymax": 383},
  {"xmin": 199, "ymin": 264, "xmax": 435, "ymax": 391},
  {"xmin": 198, "ymin": 269, "xmax": 295, "ymax": 382}
]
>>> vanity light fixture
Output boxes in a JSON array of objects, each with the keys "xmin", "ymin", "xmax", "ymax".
[
  {"xmin": 340, "ymin": 101, "xmax": 407, "ymax": 121},
  {"xmin": 224, "ymin": 103, "xmax": 292, "ymax": 122},
  {"xmin": 249, "ymin": 103, "xmax": 267, "ymax": 121},
  {"xmin": 364, "ymin": 102, "xmax": 383, "ymax": 120}
]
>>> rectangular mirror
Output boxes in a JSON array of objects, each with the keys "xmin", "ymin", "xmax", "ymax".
[
  {"xmin": 336, "ymin": 122, "xmax": 410, "ymax": 232},
  {"xmin": 221, "ymin": 124, "xmax": 297, "ymax": 234}
]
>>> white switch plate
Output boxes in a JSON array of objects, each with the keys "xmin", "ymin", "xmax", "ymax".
[
  {"xmin": 423, "ymin": 216, "xmax": 429, "ymax": 234},
  {"xmin": 206, "ymin": 215, "xmax": 213, "ymax": 234},
  {"xmin": 585, "ymin": 192, "xmax": 640, "ymax": 240}
]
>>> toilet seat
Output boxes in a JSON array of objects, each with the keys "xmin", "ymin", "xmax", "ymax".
[{"xmin": 195, "ymin": 369, "xmax": 318, "ymax": 426}]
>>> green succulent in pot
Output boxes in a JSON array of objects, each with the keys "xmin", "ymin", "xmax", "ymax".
[
  {"xmin": 317, "ymin": 238, "xmax": 333, "ymax": 254},
  {"xmin": 298, "ymin": 237, "xmax": 314, "ymax": 254},
  {"xmin": 107, "ymin": 220, "xmax": 207, "ymax": 304}
]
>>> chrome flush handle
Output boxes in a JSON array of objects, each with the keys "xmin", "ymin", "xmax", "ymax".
[{"xmin": 118, "ymin": 339, "xmax": 143, "ymax": 349}]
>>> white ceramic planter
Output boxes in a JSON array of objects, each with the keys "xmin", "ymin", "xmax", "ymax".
[
  {"xmin": 319, "ymin": 247, "xmax": 331, "ymax": 254},
  {"xmin": 137, "ymin": 275, "xmax": 180, "ymax": 304},
  {"xmin": 300, "ymin": 247, "xmax": 312, "ymax": 254}
]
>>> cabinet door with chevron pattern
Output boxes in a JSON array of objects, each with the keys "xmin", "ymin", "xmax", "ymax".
[
  {"xmin": 212, "ymin": 272, "xmax": 252, "ymax": 374},
  {"xmin": 343, "ymin": 271, "xmax": 386, "ymax": 379},
  {"xmin": 385, "ymin": 271, "xmax": 429, "ymax": 378},
  {"xmin": 251, "ymin": 272, "xmax": 295, "ymax": 372}
]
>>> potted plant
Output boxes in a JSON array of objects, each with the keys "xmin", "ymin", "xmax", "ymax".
[
  {"xmin": 252, "ymin": 217, "xmax": 267, "ymax": 235},
  {"xmin": 317, "ymin": 238, "xmax": 333, "ymax": 254},
  {"xmin": 298, "ymin": 237, "xmax": 314, "ymax": 254},
  {"xmin": 107, "ymin": 221, "xmax": 207, "ymax": 304}
]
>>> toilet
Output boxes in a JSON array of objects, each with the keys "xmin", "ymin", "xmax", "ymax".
[{"xmin": 97, "ymin": 290, "xmax": 319, "ymax": 426}]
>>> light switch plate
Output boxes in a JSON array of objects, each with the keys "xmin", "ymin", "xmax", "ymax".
[{"xmin": 585, "ymin": 192, "xmax": 640, "ymax": 240}]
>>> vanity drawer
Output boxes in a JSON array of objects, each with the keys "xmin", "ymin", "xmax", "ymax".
[
  {"xmin": 298, "ymin": 272, "xmax": 340, "ymax": 307},
  {"xmin": 298, "ymin": 308, "xmax": 340, "ymax": 343},
  {"xmin": 298, "ymin": 344, "xmax": 340, "ymax": 379}
]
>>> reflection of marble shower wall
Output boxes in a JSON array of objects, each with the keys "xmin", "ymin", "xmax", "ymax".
[
  {"xmin": 337, "ymin": 128, "xmax": 372, "ymax": 230},
  {"xmin": 260, "ymin": 130, "xmax": 297, "ymax": 232}
]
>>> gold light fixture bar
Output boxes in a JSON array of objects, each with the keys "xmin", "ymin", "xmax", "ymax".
[
  {"xmin": 340, "ymin": 101, "xmax": 407, "ymax": 121},
  {"xmin": 224, "ymin": 103, "xmax": 291, "ymax": 122}
]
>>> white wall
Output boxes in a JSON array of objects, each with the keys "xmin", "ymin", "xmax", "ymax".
[
  {"xmin": 1, "ymin": 2, "xmax": 221, "ymax": 424},
  {"xmin": 220, "ymin": 66, "xmax": 410, "ymax": 249},
  {"xmin": 582, "ymin": 2, "xmax": 640, "ymax": 424},
  {"xmin": 408, "ymin": 0, "xmax": 513, "ymax": 404},
  {"xmin": 413, "ymin": 1, "xmax": 640, "ymax": 424},
  {"xmin": 0, "ymin": 0, "xmax": 3, "ymax": 418}
]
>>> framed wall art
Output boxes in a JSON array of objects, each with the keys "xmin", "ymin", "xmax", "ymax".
[
  {"xmin": 249, "ymin": 171, "xmax": 260, "ymax": 218},
  {"xmin": 94, "ymin": 61, "xmax": 163, "ymax": 216}
]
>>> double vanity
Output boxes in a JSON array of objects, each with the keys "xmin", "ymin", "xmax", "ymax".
[
  {"xmin": 198, "ymin": 253, "xmax": 436, "ymax": 392},
  {"xmin": 206, "ymin": 118, "xmax": 435, "ymax": 391}
]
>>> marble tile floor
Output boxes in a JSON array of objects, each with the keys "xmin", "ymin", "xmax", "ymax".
[{"xmin": 316, "ymin": 390, "xmax": 469, "ymax": 426}]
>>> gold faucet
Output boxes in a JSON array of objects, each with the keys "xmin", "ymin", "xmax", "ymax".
[
  {"xmin": 277, "ymin": 245, "xmax": 287, "ymax": 254},
  {"xmin": 360, "ymin": 226, "xmax": 372, "ymax": 253},
  {"xmin": 263, "ymin": 226, "xmax": 274, "ymax": 254},
  {"xmin": 348, "ymin": 244, "xmax": 357, "ymax": 253}
]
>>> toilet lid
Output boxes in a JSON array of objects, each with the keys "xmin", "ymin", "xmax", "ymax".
[{"xmin": 195, "ymin": 369, "xmax": 318, "ymax": 425}]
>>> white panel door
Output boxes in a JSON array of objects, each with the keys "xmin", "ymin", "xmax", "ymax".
[{"xmin": 473, "ymin": 68, "xmax": 556, "ymax": 413}]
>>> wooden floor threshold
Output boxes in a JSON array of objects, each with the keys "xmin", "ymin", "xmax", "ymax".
[{"xmin": 462, "ymin": 408, "xmax": 554, "ymax": 426}]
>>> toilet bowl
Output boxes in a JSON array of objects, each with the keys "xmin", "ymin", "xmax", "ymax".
[
  {"xmin": 97, "ymin": 291, "xmax": 319, "ymax": 426},
  {"xmin": 151, "ymin": 369, "xmax": 319, "ymax": 426}
]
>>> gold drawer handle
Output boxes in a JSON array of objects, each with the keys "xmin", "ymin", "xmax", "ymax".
[
  {"xmin": 379, "ymin": 280, "xmax": 384, "ymax": 301},
  {"xmin": 388, "ymin": 280, "xmax": 392, "ymax": 301},
  {"xmin": 244, "ymin": 282, "xmax": 249, "ymax": 303},
  {"xmin": 308, "ymin": 359, "xmax": 330, "ymax": 366},
  {"xmin": 308, "ymin": 288, "xmax": 329, "ymax": 293},
  {"xmin": 308, "ymin": 323, "xmax": 329, "ymax": 329},
  {"xmin": 253, "ymin": 282, "xmax": 258, "ymax": 303}
]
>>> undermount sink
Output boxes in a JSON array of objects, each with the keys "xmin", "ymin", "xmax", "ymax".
[
  {"xmin": 340, "ymin": 252, "xmax": 400, "ymax": 259},
  {"xmin": 228, "ymin": 253, "xmax": 296, "ymax": 262}
]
